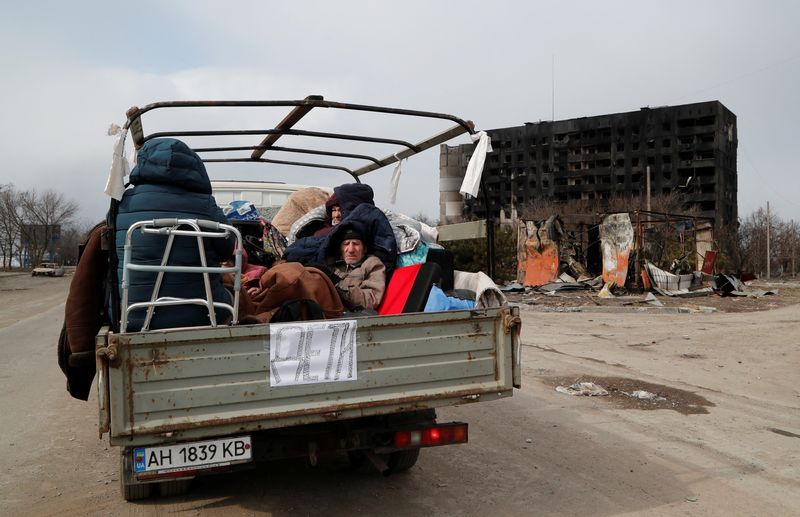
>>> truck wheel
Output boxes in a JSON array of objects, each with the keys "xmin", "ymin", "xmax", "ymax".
[
  {"xmin": 158, "ymin": 479, "xmax": 192, "ymax": 497},
  {"xmin": 120, "ymin": 449, "xmax": 152, "ymax": 501},
  {"xmin": 387, "ymin": 448, "xmax": 420, "ymax": 472}
]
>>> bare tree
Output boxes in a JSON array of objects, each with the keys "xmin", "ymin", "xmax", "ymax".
[
  {"xmin": 519, "ymin": 191, "xmax": 696, "ymax": 222},
  {"xmin": 18, "ymin": 189, "xmax": 79, "ymax": 266},
  {"xmin": 59, "ymin": 219, "xmax": 98, "ymax": 266},
  {"xmin": 0, "ymin": 184, "xmax": 23, "ymax": 269},
  {"xmin": 736, "ymin": 205, "xmax": 800, "ymax": 277},
  {"xmin": 773, "ymin": 218, "xmax": 799, "ymax": 276}
]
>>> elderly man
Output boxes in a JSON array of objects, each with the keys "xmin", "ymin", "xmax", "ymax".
[{"xmin": 331, "ymin": 228, "xmax": 386, "ymax": 311}]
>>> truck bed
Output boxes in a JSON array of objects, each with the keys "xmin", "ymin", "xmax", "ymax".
[{"xmin": 98, "ymin": 307, "xmax": 521, "ymax": 446}]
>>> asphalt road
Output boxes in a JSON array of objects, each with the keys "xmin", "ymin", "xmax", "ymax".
[{"xmin": 1, "ymin": 274, "xmax": 798, "ymax": 516}]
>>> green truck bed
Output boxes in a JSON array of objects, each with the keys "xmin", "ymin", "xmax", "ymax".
[{"xmin": 98, "ymin": 307, "xmax": 521, "ymax": 447}]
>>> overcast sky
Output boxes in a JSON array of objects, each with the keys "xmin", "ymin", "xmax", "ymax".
[{"xmin": 2, "ymin": 1, "xmax": 799, "ymax": 226}]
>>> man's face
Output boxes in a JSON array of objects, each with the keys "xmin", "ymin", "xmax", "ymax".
[
  {"xmin": 341, "ymin": 238, "xmax": 365, "ymax": 265},
  {"xmin": 331, "ymin": 205, "xmax": 342, "ymax": 225}
]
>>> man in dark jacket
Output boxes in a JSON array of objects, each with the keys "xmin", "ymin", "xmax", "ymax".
[{"xmin": 115, "ymin": 138, "xmax": 234, "ymax": 331}]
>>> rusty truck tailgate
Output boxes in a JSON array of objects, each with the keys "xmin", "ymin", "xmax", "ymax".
[{"xmin": 101, "ymin": 307, "xmax": 520, "ymax": 446}]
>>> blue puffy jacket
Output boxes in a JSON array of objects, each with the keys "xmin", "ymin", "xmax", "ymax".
[{"xmin": 115, "ymin": 138, "xmax": 234, "ymax": 331}]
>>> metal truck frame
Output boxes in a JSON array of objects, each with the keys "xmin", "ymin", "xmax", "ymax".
[{"xmin": 96, "ymin": 96, "xmax": 520, "ymax": 500}]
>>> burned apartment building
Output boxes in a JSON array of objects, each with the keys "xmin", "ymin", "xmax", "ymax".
[{"xmin": 440, "ymin": 101, "xmax": 737, "ymax": 230}]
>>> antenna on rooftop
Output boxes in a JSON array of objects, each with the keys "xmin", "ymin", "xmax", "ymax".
[{"xmin": 551, "ymin": 54, "xmax": 555, "ymax": 121}]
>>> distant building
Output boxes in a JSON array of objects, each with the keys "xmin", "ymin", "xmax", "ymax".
[{"xmin": 440, "ymin": 101, "xmax": 737, "ymax": 229}]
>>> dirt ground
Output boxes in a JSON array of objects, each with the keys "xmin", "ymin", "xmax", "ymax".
[{"xmin": 1, "ymin": 270, "xmax": 799, "ymax": 515}]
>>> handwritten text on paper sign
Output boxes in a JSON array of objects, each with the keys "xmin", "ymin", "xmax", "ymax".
[{"xmin": 268, "ymin": 320, "xmax": 357, "ymax": 387}]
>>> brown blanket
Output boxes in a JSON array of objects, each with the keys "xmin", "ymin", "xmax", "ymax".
[
  {"xmin": 59, "ymin": 223, "xmax": 108, "ymax": 400},
  {"xmin": 65, "ymin": 224, "xmax": 108, "ymax": 354},
  {"xmin": 240, "ymin": 262, "xmax": 344, "ymax": 324},
  {"xmin": 271, "ymin": 187, "xmax": 330, "ymax": 235}
]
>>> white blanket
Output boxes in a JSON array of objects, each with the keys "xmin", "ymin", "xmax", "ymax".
[{"xmin": 453, "ymin": 270, "xmax": 507, "ymax": 308}]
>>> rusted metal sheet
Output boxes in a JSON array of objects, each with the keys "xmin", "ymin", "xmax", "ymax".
[
  {"xmin": 519, "ymin": 219, "xmax": 561, "ymax": 287},
  {"xmin": 103, "ymin": 307, "xmax": 519, "ymax": 446},
  {"xmin": 700, "ymin": 250, "xmax": 717, "ymax": 275},
  {"xmin": 95, "ymin": 329, "xmax": 111, "ymax": 437},
  {"xmin": 600, "ymin": 213, "xmax": 633, "ymax": 287},
  {"xmin": 524, "ymin": 242, "xmax": 559, "ymax": 286},
  {"xmin": 696, "ymin": 222, "xmax": 715, "ymax": 273}
]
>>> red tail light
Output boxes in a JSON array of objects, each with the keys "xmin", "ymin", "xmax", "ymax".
[
  {"xmin": 395, "ymin": 431, "xmax": 412, "ymax": 448},
  {"xmin": 393, "ymin": 423, "xmax": 468, "ymax": 449}
]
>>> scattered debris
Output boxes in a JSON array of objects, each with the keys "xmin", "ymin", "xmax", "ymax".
[
  {"xmin": 536, "ymin": 305, "xmax": 693, "ymax": 314},
  {"xmin": 712, "ymin": 273, "xmax": 745, "ymax": 294},
  {"xmin": 555, "ymin": 382, "xmax": 609, "ymax": 396},
  {"xmin": 506, "ymin": 266, "xmax": 795, "ymax": 313},
  {"xmin": 585, "ymin": 276, "xmax": 604, "ymax": 287},
  {"xmin": 623, "ymin": 390, "xmax": 665, "ymax": 401},
  {"xmin": 642, "ymin": 292, "xmax": 663, "ymax": 307},
  {"xmin": 598, "ymin": 282, "xmax": 616, "ymax": 299},
  {"xmin": 628, "ymin": 342, "xmax": 656, "ymax": 349},
  {"xmin": 769, "ymin": 428, "xmax": 800, "ymax": 439},
  {"xmin": 645, "ymin": 261, "xmax": 705, "ymax": 296},
  {"xmin": 692, "ymin": 306, "xmax": 717, "ymax": 313},
  {"xmin": 535, "ymin": 281, "xmax": 590, "ymax": 293},
  {"xmin": 501, "ymin": 281, "xmax": 525, "ymax": 293},
  {"xmin": 547, "ymin": 376, "xmax": 715, "ymax": 414},
  {"xmin": 559, "ymin": 272, "xmax": 577, "ymax": 283},
  {"xmin": 712, "ymin": 274, "xmax": 777, "ymax": 298}
]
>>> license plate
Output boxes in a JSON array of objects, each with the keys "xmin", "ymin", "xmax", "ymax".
[{"xmin": 133, "ymin": 436, "xmax": 252, "ymax": 474}]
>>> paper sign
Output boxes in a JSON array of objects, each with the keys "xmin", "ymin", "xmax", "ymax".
[{"xmin": 268, "ymin": 320, "xmax": 357, "ymax": 387}]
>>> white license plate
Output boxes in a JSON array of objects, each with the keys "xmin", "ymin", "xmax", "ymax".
[{"xmin": 133, "ymin": 436, "xmax": 252, "ymax": 474}]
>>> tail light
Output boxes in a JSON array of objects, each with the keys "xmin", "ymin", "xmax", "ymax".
[{"xmin": 393, "ymin": 423, "xmax": 468, "ymax": 449}]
